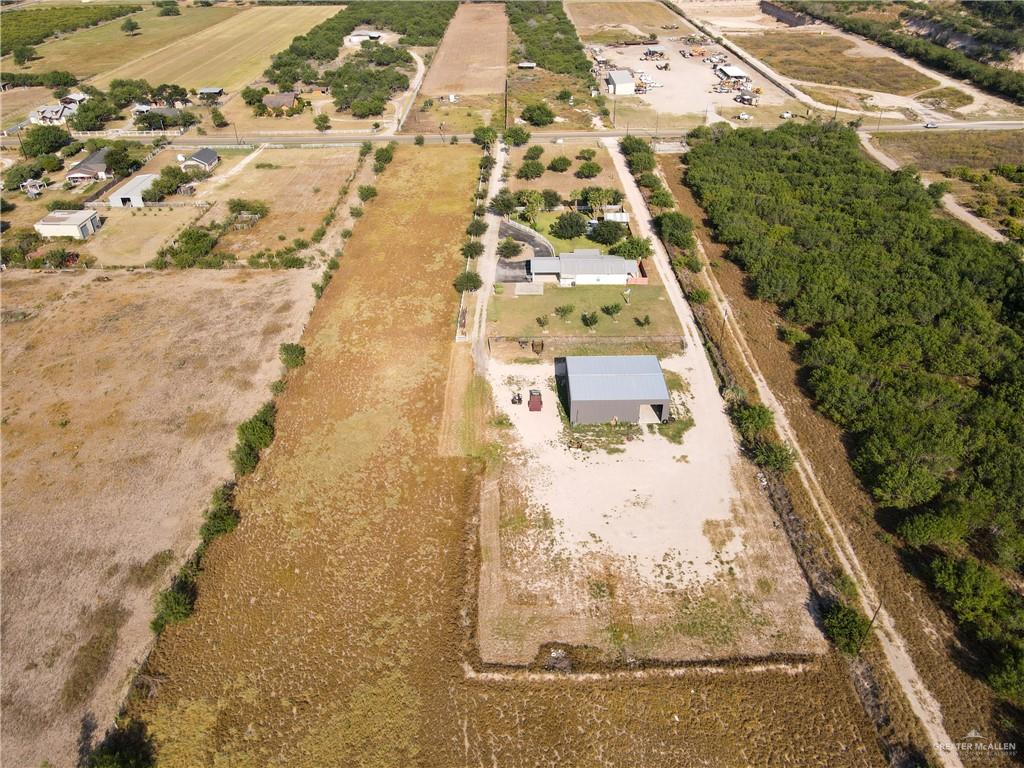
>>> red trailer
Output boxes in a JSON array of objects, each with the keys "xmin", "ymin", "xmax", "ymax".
[{"xmin": 528, "ymin": 389, "xmax": 542, "ymax": 412}]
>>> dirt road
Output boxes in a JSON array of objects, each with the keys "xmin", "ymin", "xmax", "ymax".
[{"xmin": 858, "ymin": 132, "xmax": 1009, "ymax": 243}]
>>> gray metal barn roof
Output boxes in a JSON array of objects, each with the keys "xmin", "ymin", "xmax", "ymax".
[
  {"xmin": 607, "ymin": 70, "xmax": 633, "ymax": 86},
  {"xmin": 565, "ymin": 355, "xmax": 670, "ymax": 402}
]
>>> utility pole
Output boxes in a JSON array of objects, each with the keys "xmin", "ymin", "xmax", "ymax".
[
  {"xmin": 833, "ymin": 99, "xmax": 839, "ymax": 122},
  {"xmin": 856, "ymin": 602, "xmax": 883, "ymax": 655},
  {"xmin": 504, "ymin": 77, "xmax": 509, "ymax": 130}
]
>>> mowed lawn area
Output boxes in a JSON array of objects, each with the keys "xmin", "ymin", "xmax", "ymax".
[
  {"xmin": 740, "ymin": 31, "xmax": 938, "ymax": 95},
  {"xmin": 21, "ymin": 5, "xmax": 241, "ymax": 80},
  {"xmin": 92, "ymin": 5, "xmax": 340, "ymax": 91},
  {"xmin": 489, "ymin": 283, "xmax": 680, "ymax": 338},
  {"xmin": 0, "ymin": 86, "xmax": 49, "ymax": 128}
]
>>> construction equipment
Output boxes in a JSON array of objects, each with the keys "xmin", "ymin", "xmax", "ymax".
[
  {"xmin": 512, "ymin": 392, "xmax": 523, "ymax": 405},
  {"xmin": 528, "ymin": 389, "xmax": 543, "ymax": 412},
  {"xmin": 656, "ymin": 62, "xmax": 670, "ymax": 71}
]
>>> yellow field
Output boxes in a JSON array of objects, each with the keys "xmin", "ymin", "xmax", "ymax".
[
  {"xmin": 21, "ymin": 5, "xmax": 241, "ymax": 80},
  {"xmin": 566, "ymin": 0, "xmax": 687, "ymax": 42},
  {"xmin": 421, "ymin": 3, "xmax": 509, "ymax": 96},
  {"xmin": 92, "ymin": 6, "xmax": 341, "ymax": 91},
  {"xmin": 82, "ymin": 207, "xmax": 204, "ymax": 267}
]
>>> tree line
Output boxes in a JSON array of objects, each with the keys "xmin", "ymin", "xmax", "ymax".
[
  {"xmin": 786, "ymin": 1, "xmax": 1024, "ymax": 104},
  {"xmin": 2, "ymin": 4, "xmax": 141, "ymax": 56},
  {"xmin": 505, "ymin": 1, "xmax": 592, "ymax": 79},
  {"xmin": 684, "ymin": 122, "xmax": 1024, "ymax": 704}
]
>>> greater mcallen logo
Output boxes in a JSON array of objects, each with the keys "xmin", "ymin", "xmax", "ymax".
[{"xmin": 939, "ymin": 729, "xmax": 1017, "ymax": 757}]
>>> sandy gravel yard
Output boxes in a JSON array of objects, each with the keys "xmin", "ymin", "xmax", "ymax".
[{"xmin": 478, "ymin": 353, "xmax": 825, "ymax": 666}]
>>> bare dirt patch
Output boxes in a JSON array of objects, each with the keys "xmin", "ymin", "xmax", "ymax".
[
  {"xmin": 421, "ymin": 3, "xmax": 509, "ymax": 96},
  {"xmin": 82, "ymin": 207, "xmax": 205, "ymax": 267},
  {"xmin": 0, "ymin": 268, "xmax": 316, "ymax": 768},
  {"xmin": 478, "ymin": 353, "xmax": 823, "ymax": 666},
  {"xmin": 567, "ymin": 0, "xmax": 689, "ymax": 42},
  {"xmin": 507, "ymin": 139, "xmax": 624, "ymax": 196}
]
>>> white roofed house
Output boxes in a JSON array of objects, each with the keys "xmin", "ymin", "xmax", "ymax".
[
  {"xmin": 29, "ymin": 103, "xmax": 76, "ymax": 126},
  {"xmin": 606, "ymin": 70, "xmax": 635, "ymax": 96},
  {"xmin": 529, "ymin": 249, "xmax": 647, "ymax": 287}
]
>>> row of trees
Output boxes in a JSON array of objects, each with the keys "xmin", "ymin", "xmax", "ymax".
[
  {"xmin": 2, "ymin": 4, "xmax": 141, "ymax": 55},
  {"xmin": 787, "ymin": 2, "xmax": 1024, "ymax": 104},
  {"xmin": 684, "ymin": 122, "xmax": 1024, "ymax": 702},
  {"xmin": 263, "ymin": 1, "xmax": 456, "ymax": 91},
  {"xmin": 325, "ymin": 41, "xmax": 412, "ymax": 118},
  {"xmin": 505, "ymin": 1, "xmax": 592, "ymax": 79}
]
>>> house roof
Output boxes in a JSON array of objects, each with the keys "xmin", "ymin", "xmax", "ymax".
[
  {"xmin": 186, "ymin": 147, "xmax": 219, "ymax": 166},
  {"xmin": 565, "ymin": 355, "xmax": 670, "ymax": 403},
  {"xmin": 262, "ymin": 91, "xmax": 297, "ymax": 109},
  {"xmin": 147, "ymin": 107, "xmax": 181, "ymax": 118},
  {"xmin": 109, "ymin": 173, "xmax": 158, "ymax": 200},
  {"xmin": 198, "ymin": 87, "xmax": 223, "ymax": 94},
  {"xmin": 36, "ymin": 209, "xmax": 97, "ymax": 227},
  {"xmin": 607, "ymin": 70, "xmax": 633, "ymax": 86},
  {"xmin": 530, "ymin": 251, "xmax": 639, "ymax": 278},
  {"xmin": 68, "ymin": 147, "xmax": 110, "ymax": 176}
]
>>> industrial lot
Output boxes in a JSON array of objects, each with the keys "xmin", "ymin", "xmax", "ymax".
[{"xmin": 1, "ymin": 1, "xmax": 1023, "ymax": 767}]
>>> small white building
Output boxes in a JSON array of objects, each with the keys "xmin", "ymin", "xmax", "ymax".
[
  {"xmin": 34, "ymin": 209, "xmax": 101, "ymax": 240},
  {"xmin": 606, "ymin": 70, "xmax": 635, "ymax": 96},
  {"xmin": 530, "ymin": 249, "xmax": 643, "ymax": 287},
  {"xmin": 345, "ymin": 30, "xmax": 382, "ymax": 46},
  {"xmin": 108, "ymin": 173, "xmax": 157, "ymax": 208},
  {"xmin": 517, "ymin": 61, "xmax": 537, "ymax": 69}
]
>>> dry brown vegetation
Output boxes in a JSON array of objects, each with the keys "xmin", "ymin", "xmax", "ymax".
[
  {"xmin": 123, "ymin": 146, "xmax": 886, "ymax": 767},
  {"xmin": 872, "ymin": 129, "xmax": 1024, "ymax": 171},
  {"xmin": 566, "ymin": 0, "xmax": 686, "ymax": 43},
  {"xmin": 420, "ymin": 3, "xmax": 510, "ymax": 96},
  {"xmin": 0, "ymin": 268, "xmax": 316, "ymax": 768}
]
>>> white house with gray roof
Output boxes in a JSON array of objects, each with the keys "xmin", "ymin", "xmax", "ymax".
[{"xmin": 530, "ymin": 249, "xmax": 643, "ymax": 287}]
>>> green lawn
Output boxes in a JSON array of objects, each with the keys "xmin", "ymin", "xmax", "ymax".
[
  {"xmin": 530, "ymin": 210, "xmax": 606, "ymax": 254},
  {"xmin": 489, "ymin": 284, "xmax": 681, "ymax": 338}
]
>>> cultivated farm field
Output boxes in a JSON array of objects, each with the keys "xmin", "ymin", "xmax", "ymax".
[
  {"xmin": 92, "ymin": 5, "xmax": 340, "ymax": 91},
  {"xmin": 20, "ymin": 4, "xmax": 241, "ymax": 80},
  {"xmin": 0, "ymin": 269, "xmax": 316, "ymax": 768},
  {"xmin": 420, "ymin": 2, "xmax": 509, "ymax": 96}
]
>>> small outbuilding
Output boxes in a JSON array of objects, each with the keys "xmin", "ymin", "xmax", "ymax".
[
  {"xmin": 108, "ymin": 173, "xmax": 157, "ymax": 208},
  {"xmin": 606, "ymin": 69, "xmax": 635, "ymax": 96},
  {"xmin": 197, "ymin": 87, "xmax": 224, "ymax": 98},
  {"xmin": 715, "ymin": 64, "xmax": 750, "ymax": 81},
  {"xmin": 34, "ymin": 209, "xmax": 101, "ymax": 240},
  {"xmin": 562, "ymin": 355, "xmax": 671, "ymax": 426},
  {"xmin": 180, "ymin": 147, "xmax": 220, "ymax": 172}
]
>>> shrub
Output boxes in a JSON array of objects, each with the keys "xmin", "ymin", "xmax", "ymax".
[
  {"xmin": 151, "ymin": 568, "xmax": 196, "ymax": 634},
  {"xmin": 524, "ymin": 145, "xmax": 544, "ymax": 161},
  {"xmin": 778, "ymin": 325, "xmax": 810, "ymax": 345},
  {"xmin": 731, "ymin": 401, "xmax": 774, "ymax": 442},
  {"xmin": 357, "ymin": 185, "xmax": 377, "ymax": 202},
  {"xmin": 350, "ymin": 205, "xmax": 363, "ymax": 218},
  {"xmin": 503, "ymin": 126, "xmax": 531, "ymax": 146},
  {"xmin": 688, "ymin": 287, "xmax": 711, "ymax": 304},
  {"xmin": 657, "ymin": 211, "xmax": 695, "ymax": 251},
  {"xmin": 556, "ymin": 89, "xmax": 573, "ymax": 101},
  {"xmin": 610, "ymin": 236, "xmax": 652, "ymax": 259},
  {"xmin": 541, "ymin": 189, "xmax": 561, "ymax": 210},
  {"xmin": 86, "ymin": 718, "xmax": 155, "ymax": 768},
  {"xmin": 648, "ymin": 188, "xmax": 675, "ymax": 209},
  {"xmin": 230, "ymin": 402, "xmax": 276, "ymax": 475},
  {"xmin": 516, "ymin": 160, "xmax": 545, "ymax": 180},
  {"xmin": 577, "ymin": 148, "xmax": 596, "ymax": 161},
  {"xmin": 637, "ymin": 172, "xmax": 662, "ymax": 190},
  {"xmin": 581, "ymin": 311, "xmax": 599, "ymax": 328},
  {"xmin": 199, "ymin": 484, "xmax": 239, "ymax": 545},
  {"xmin": 227, "ymin": 198, "xmax": 268, "ymax": 217},
  {"xmin": 472, "ymin": 126, "xmax": 498, "ymax": 148},
  {"xmin": 280, "ymin": 343, "xmax": 306, "ymax": 369},
  {"xmin": 590, "ymin": 219, "xmax": 626, "ymax": 245},
  {"xmin": 600, "ymin": 302, "xmax": 622, "ymax": 318},
  {"xmin": 550, "ymin": 211, "xmax": 587, "ymax": 239},
  {"xmin": 462, "ymin": 240, "xmax": 484, "ymax": 259},
  {"xmin": 453, "ymin": 270, "xmax": 482, "ymax": 292},
  {"xmin": 547, "ymin": 155, "xmax": 571, "ymax": 173},
  {"xmin": 554, "ymin": 304, "xmax": 575, "ymax": 320},
  {"xmin": 752, "ymin": 439, "xmax": 796, "ymax": 473},
  {"xmin": 575, "ymin": 161, "xmax": 601, "ymax": 179},
  {"xmin": 822, "ymin": 602, "xmax": 871, "ymax": 655},
  {"xmin": 536, "ymin": 315, "xmax": 549, "ymax": 327},
  {"xmin": 211, "ymin": 108, "xmax": 228, "ymax": 128},
  {"xmin": 521, "ymin": 103, "xmax": 555, "ymax": 126},
  {"xmin": 414, "ymin": 134, "xmax": 425, "ymax": 146},
  {"xmin": 45, "ymin": 198, "xmax": 84, "ymax": 211},
  {"xmin": 466, "ymin": 218, "xmax": 488, "ymax": 236}
]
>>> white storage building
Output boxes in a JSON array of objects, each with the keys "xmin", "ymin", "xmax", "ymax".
[
  {"xmin": 530, "ymin": 249, "xmax": 641, "ymax": 287},
  {"xmin": 34, "ymin": 209, "xmax": 101, "ymax": 240},
  {"xmin": 108, "ymin": 174, "xmax": 158, "ymax": 208},
  {"xmin": 606, "ymin": 70, "xmax": 635, "ymax": 95}
]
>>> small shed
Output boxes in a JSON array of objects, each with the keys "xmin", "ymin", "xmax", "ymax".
[
  {"xmin": 606, "ymin": 70, "xmax": 635, "ymax": 96},
  {"xmin": 716, "ymin": 64, "xmax": 750, "ymax": 81},
  {"xmin": 108, "ymin": 174, "xmax": 157, "ymax": 208},
  {"xmin": 180, "ymin": 147, "xmax": 220, "ymax": 172},
  {"xmin": 34, "ymin": 209, "xmax": 101, "ymax": 240},
  {"xmin": 517, "ymin": 61, "xmax": 537, "ymax": 69},
  {"xmin": 197, "ymin": 87, "xmax": 224, "ymax": 97},
  {"xmin": 563, "ymin": 355, "xmax": 671, "ymax": 425}
]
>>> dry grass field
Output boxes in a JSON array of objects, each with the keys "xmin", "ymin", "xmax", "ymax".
[
  {"xmin": 507, "ymin": 140, "xmax": 623, "ymax": 195},
  {"xmin": 420, "ymin": 3, "xmax": 509, "ymax": 96},
  {"xmin": 193, "ymin": 147, "xmax": 359, "ymax": 257},
  {"xmin": 566, "ymin": 0, "xmax": 688, "ymax": 42},
  {"xmin": 0, "ymin": 85, "xmax": 49, "ymax": 128},
  {"xmin": 739, "ymin": 30, "xmax": 938, "ymax": 95},
  {"xmin": 120, "ymin": 145, "xmax": 887, "ymax": 767},
  {"xmin": 20, "ymin": 5, "xmax": 241, "ymax": 80},
  {"xmin": 92, "ymin": 6, "xmax": 340, "ymax": 91},
  {"xmin": 82, "ymin": 207, "xmax": 205, "ymax": 267},
  {"xmin": 0, "ymin": 268, "xmax": 316, "ymax": 768},
  {"xmin": 872, "ymin": 129, "xmax": 1024, "ymax": 171}
]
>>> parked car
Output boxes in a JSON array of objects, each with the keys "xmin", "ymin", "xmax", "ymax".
[
  {"xmin": 528, "ymin": 389, "xmax": 542, "ymax": 412},
  {"xmin": 924, "ymin": 122, "xmax": 938, "ymax": 129},
  {"xmin": 780, "ymin": 111, "xmax": 794, "ymax": 119},
  {"xmin": 737, "ymin": 112, "xmax": 753, "ymax": 121}
]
